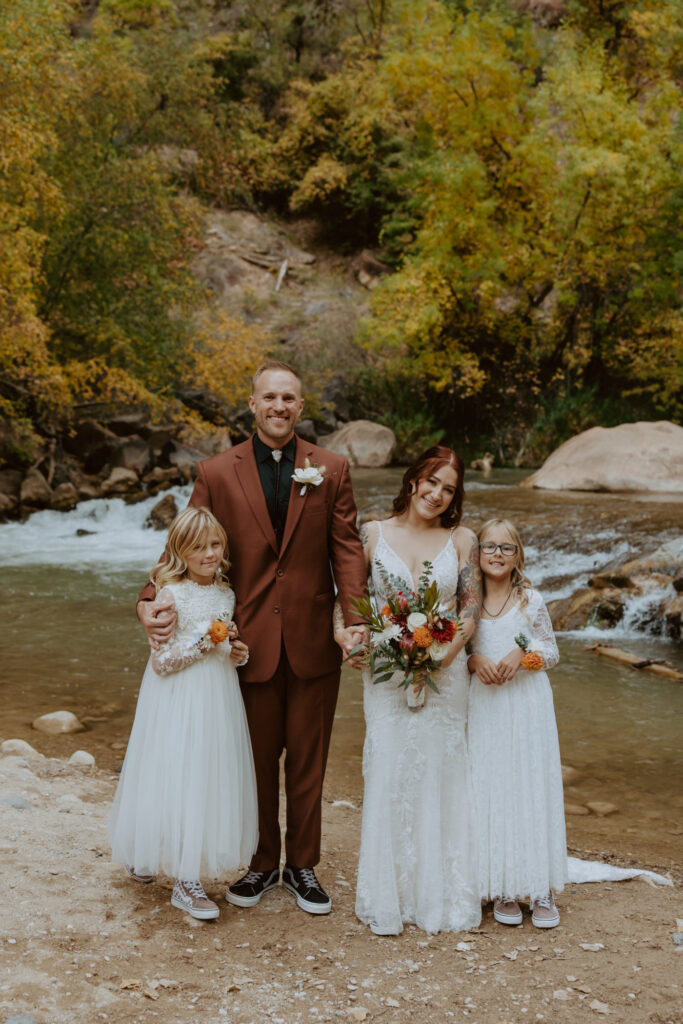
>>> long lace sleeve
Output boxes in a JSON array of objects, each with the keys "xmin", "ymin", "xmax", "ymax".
[
  {"xmin": 149, "ymin": 585, "xmax": 212, "ymax": 677},
  {"xmin": 528, "ymin": 592, "xmax": 560, "ymax": 670},
  {"xmin": 151, "ymin": 634, "xmax": 211, "ymax": 676}
]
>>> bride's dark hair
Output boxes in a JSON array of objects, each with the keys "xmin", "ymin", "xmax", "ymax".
[{"xmin": 391, "ymin": 445, "xmax": 465, "ymax": 529}]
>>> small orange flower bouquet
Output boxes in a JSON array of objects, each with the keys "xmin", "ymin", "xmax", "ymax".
[
  {"xmin": 515, "ymin": 633, "xmax": 545, "ymax": 671},
  {"xmin": 210, "ymin": 620, "xmax": 229, "ymax": 644}
]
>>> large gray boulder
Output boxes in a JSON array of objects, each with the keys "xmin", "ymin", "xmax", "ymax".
[
  {"xmin": 522, "ymin": 421, "xmax": 683, "ymax": 493},
  {"xmin": 318, "ymin": 420, "xmax": 396, "ymax": 468}
]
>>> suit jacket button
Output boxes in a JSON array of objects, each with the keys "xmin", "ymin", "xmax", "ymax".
[
  {"xmin": 277, "ymin": 569, "xmax": 284, "ymax": 577},
  {"xmin": 274, "ymin": 606, "xmax": 280, "ymax": 613}
]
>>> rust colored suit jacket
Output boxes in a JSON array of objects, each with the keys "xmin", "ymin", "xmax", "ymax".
[{"xmin": 140, "ymin": 436, "xmax": 367, "ymax": 683}]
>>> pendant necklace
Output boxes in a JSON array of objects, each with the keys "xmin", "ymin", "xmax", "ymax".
[{"xmin": 482, "ymin": 588, "xmax": 513, "ymax": 619}]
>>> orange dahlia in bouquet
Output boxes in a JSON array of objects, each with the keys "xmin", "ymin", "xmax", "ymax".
[
  {"xmin": 210, "ymin": 620, "xmax": 230, "ymax": 644},
  {"xmin": 350, "ymin": 561, "xmax": 462, "ymax": 698},
  {"xmin": 195, "ymin": 612, "xmax": 234, "ymax": 653},
  {"xmin": 515, "ymin": 632, "xmax": 545, "ymax": 671}
]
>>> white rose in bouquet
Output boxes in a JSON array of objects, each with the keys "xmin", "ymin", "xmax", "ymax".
[{"xmin": 406, "ymin": 611, "xmax": 428, "ymax": 631}]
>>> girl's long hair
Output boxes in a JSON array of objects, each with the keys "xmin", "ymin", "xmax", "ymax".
[
  {"xmin": 478, "ymin": 518, "xmax": 532, "ymax": 610},
  {"xmin": 392, "ymin": 445, "xmax": 465, "ymax": 529},
  {"xmin": 153, "ymin": 506, "xmax": 230, "ymax": 591}
]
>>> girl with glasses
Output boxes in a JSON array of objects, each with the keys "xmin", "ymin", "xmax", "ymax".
[{"xmin": 467, "ymin": 518, "xmax": 567, "ymax": 929}]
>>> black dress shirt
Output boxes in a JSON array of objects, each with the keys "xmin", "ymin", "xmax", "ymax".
[{"xmin": 253, "ymin": 433, "xmax": 297, "ymax": 547}]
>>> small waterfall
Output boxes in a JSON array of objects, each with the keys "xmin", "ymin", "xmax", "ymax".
[{"xmin": 0, "ymin": 486, "xmax": 192, "ymax": 570}]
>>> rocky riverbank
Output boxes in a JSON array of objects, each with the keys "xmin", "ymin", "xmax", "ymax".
[
  {"xmin": 0, "ymin": 412, "xmax": 397, "ymax": 523},
  {"xmin": 547, "ymin": 538, "xmax": 683, "ymax": 641},
  {"xmin": 1, "ymin": 741, "xmax": 681, "ymax": 1024}
]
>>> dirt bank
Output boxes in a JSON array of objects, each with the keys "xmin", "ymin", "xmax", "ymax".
[{"xmin": 1, "ymin": 749, "xmax": 681, "ymax": 1024}]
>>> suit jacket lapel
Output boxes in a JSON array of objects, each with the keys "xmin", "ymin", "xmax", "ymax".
[
  {"xmin": 280, "ymin": 436, "xmax": 313, "ymax": 556},
  {"xmin": 234, "ymin": 441, "xmax": 278, "ymax": 554}
]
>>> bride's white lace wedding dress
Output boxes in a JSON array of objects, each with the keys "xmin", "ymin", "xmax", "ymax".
[{"xmin": 355, "ymin": 524, "xmax": 481, "ymax": 935}]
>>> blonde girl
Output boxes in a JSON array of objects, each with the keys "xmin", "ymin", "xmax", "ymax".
[
  {"xmin": 109, "ymin": 507, "xmax": 258, "ymax": 920},
  {"xmin": 468, "ymin": 518, "xmax": 567, "ymax": 928}
]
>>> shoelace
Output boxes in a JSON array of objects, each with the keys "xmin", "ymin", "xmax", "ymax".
[
  {"xmin": 534, "ymin": 895, "xmax": 554, "ymax": 910},
  {"xmin": 298, "ymin": 867, "xmax": 321, "ymax": 891},
  {"xmin": 242, "ymin": 869, "xmax": 268, "ymax": 886},
  {"xmin": 180, "ymin": 879, "xmax": 207, "ymax": 900}
]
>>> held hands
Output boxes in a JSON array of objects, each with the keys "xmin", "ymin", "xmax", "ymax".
[
  {"xmin": 334, "ymin": 624, "xmax": 370, "ymax": 668},
  {"xmin": 138, "ymin": 598, "xmax": 177, "ymax": 650}
]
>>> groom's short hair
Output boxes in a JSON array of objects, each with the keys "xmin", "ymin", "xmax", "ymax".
[{"xmin": 252, "ymin": 360, "xmax": 302, "ymax": 392}]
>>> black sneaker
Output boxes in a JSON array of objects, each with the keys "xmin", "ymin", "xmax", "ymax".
[
  {"xmin": 282, "ymin": 865, "xmax": 332, "ymax": 915},
  {"xmin": 226, "ymin": 867, "xmax": 279, "ymax": 908}
]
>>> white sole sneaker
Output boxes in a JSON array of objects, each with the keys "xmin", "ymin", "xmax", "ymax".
[
  {"xmin": 225, "ymin": 871, "xmax": 280, "ymax": 908},
  {"xmin": 493, "ymin": 900, "xmax": 523, "ymax": 926},
  {"xmin": 171, "ymin": 892, "xmax": 219, "ymax": 920},
  {"xmin": 531, "ymin": 908, "xmax": 560, "ymax": 928},
  {"xmin": 282, "ymin": 879, "xmax": 332, "ymax": 915}
]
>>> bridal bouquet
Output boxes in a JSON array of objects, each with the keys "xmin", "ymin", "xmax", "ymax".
[{"xmin": 351, "ymin": 561, "xmax": 461, "ymax": 707}]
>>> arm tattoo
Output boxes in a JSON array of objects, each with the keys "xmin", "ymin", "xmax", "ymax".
[
  {"xmin": 457, "ymin": 536, "xmax": 483, "ymax": 636},
  {"xmin": 359, "ymin": 522, "xmax": 370, "ymax": 549}
]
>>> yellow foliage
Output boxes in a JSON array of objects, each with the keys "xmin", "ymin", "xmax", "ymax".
[{"xmin": 185, "ymin": 311, "xmax": 272, "ymax": 409}]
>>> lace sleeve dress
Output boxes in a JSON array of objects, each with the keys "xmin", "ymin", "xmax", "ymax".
[
  {"xmin": 468, "ymin": 588, "xmax": 568, "ymax": 904},
  {"xmin": 108, "ymin": 580, "xmax": 257, "ymax": 881}
]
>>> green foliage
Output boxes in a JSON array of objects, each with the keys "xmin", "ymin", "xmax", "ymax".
[{"xmin": 348, "ymin": 371, "xmax": 445, "ymax": 463}]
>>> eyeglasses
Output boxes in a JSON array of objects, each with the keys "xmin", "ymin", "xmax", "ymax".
[{"xmin": 479, "ymin": 541, "xmax": 518, "ymax": 556}]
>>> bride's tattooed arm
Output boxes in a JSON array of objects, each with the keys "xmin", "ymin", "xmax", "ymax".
[{"xmin": 457, "ymin": 533, "xmax": 483, "ymax": 641}]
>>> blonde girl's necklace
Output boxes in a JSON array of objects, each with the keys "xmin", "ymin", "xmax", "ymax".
[{"xmin": 482, "ymin": 588, "xmax": 513, "ymax": 619}]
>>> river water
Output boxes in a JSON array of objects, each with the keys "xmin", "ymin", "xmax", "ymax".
[{"xmin": 1, "ymin": 469, "xmax": 682, "ymax": 867}]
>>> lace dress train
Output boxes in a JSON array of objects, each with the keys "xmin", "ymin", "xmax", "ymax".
[{"xmin": 355, "ymin": 526, "xmax": 481, "ymax": 935}]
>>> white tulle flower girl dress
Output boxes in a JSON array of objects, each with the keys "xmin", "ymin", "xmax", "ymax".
[{"xmin": 109, "ymin": 580, "xmax": 258, "ymax": 892}]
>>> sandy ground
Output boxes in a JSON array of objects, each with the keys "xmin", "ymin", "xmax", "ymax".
[{"xmin": 1, "ymin": 748, "xmax": 681, "ymax": 1024}]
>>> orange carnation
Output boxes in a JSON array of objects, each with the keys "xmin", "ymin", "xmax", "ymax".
[
  {"xmin": 381, "ymin": 604, "xmax": 391, "ymax": 618},
  {"xmin": 412, "ymin": 626, "xmax": 434, "ymax": 648},
  {"xmin": 521, "ymin": 651, "xmax": 544, "ymax": 671},
  {"xmin": 210, "ymin": 620, "xmax": 229, "ymax": 644}
]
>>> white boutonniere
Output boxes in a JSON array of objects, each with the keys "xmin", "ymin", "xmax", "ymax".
[{"xmin": 293, "ymin": 457, "xmax": 326, "ymax": 496}]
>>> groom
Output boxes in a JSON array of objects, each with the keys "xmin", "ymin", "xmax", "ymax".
[{"xmin": 138, "ymin": 360, "xmax": 367, "ymax": 914}]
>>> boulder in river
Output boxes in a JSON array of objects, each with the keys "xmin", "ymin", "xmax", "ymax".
[
  {"xmin": 49, "ymin": 481, "xmax": 79, "ymax": 511},
  {"xmin": 112, "ymin": 439, "xmax": 154, "ymax": 476},
  {"xmin": 147, "ymin": 493, "xmax": 178, "ymax": 530},
  {"xmin": 521, "ymin": 421, "xmax": 683, "ymax": 492},
  {"xmin": 32, "ymin": 710, "xmax": 85, "ymax": 735},
  {"xmin": 101, "ymin": 466, "xmax": 139, "ymax": 494},
  {"xmin": 20, "ymin": 467, "xmax": 52, "ymax": 508},
  {"xmin": 318, "ymin": 420, "xmax": 396, "ymax": 467}
]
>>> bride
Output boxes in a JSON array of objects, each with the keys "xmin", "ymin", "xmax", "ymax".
[{"xmin": 348, "ymin": 445, "xmax": 483, "ymax": 935}]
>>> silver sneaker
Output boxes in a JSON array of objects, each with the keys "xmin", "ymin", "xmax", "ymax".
[{"xmin": 171, "ymin": 879, "xmax": 219, "ymax": 920}]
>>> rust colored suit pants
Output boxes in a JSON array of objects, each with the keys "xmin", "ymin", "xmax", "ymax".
[{"xmin": 239, "ymin": 645, "xmax": 340, "ymax": 871}]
